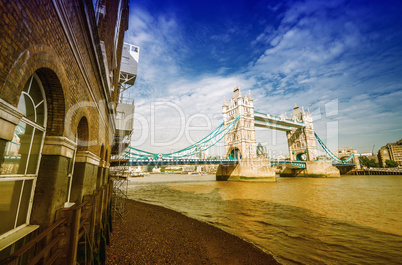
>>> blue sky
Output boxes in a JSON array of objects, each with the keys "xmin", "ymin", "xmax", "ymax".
[{"xmin": 123, "ymin": 0, "xmax": 402, "ymax": 157}]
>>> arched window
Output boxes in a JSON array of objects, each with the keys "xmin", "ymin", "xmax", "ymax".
[{"xmin": 0, "ymin": 74, "xmax": 47, "ymax": 236}]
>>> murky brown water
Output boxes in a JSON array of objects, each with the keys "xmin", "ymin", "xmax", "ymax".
[{"xmin": 127, "ymin": 174, "xmax": 402, "ymax": 264}]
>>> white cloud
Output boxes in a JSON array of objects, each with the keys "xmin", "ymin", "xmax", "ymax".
[
  {"xmin": 124, "ymin": 0, "xmax": 402, "ymax": 156},
  {"xmin": 124, "ymin": 8, "xmax": 188, "ymax": 99}
]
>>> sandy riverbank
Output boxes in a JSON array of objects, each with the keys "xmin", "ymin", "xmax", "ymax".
[{"xmin": 106, "ymin": 199, "xmax": 280, "ymax": 264}]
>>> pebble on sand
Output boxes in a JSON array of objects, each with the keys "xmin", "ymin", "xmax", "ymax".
[{"xmin": 106, "ymin": 199, "xmax": 280, "ymax": 264}]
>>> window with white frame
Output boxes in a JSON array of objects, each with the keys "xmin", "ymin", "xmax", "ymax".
[{"xmin": 0, "ymin": 74, "xmax": 47, "ymax": 237}]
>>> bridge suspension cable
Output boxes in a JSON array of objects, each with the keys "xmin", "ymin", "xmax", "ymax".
[
  {"xmin": 314, "ymin": 132, "xmax": 354, "ymax": 163},
  {"xmin": 124, "ymin": 115, "xmax": 240, "ymax": 159}
]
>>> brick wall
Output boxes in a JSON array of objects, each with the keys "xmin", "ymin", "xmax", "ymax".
[{"xmin": 0, "ymin": 0, "xmax": 129, "ymax": 158}]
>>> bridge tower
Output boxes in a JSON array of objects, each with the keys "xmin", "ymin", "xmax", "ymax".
[
  {"xmin": 286, "ymin": 105, "xmax": 317, "ymax": 161},
  {"xmin": 222, "ymin": 87, "xmax": 257, "ymax": 159}
]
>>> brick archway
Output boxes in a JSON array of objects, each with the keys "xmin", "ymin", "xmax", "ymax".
[
  {"xmin": 1, "ymin": 45, "xmax": 68, "ymax": 137},
  {"xmin": 36, "ymin": 68, "xmax": 66, "ymax": 136},
  {"xmin": 5, "ymin": 46, "xmax": 71, "ymax": 228},
  {"xmin": 76, "ymin": 116, "xmax": 89, "ymax": 151}
]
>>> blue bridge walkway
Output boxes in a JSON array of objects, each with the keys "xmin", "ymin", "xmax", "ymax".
[
  {"xmin": 114, "ymin": 159, "xmax": 354, "ymax": 168},
  {"xmin": 120, "ymin": 159, "xmax": 238, "ymax": 166}
]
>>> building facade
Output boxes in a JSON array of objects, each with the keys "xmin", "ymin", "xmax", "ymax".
[
  {"xmin": 111, "ymin": 42, "xmax": 138, "ymax": 158},
  {"xmin": 0, "ymin": 0, "xmax": 131, "ymax": 263},
  {"xmin": 378, "ymin": 139, "xmax": 402, "ymax": 167},
  {"xmin": 256, "ymin": 143, "xmax": 268, "ymax": 158},
  {"xmin": 222, "ymin": 87, "xmax": 257, "ymax": 159}
]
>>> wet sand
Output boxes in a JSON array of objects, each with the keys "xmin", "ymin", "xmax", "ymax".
[{"xmin": 106, "ymin": 199, "xmax": 280, "ymax": 264}]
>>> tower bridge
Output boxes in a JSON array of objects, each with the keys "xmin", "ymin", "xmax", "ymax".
[
  {"xmin": 111, "ymin": 158, "xmax": 354, "ymax": 170},
  {"xmin": 119, "ymin": 86, "xmax": 355, "ymax": 180},
  {"xmin": 218, "ymin": 86, "xmax": 350, "ymax": 180},
  {"xmin": 222, "ymin": 86, "xmax": 318, "ymax": 163}
]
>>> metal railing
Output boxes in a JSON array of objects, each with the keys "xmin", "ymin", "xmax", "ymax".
[
  {"xmin": 1, "ymin": 182, "xmax": 113, "ymax": 265},
  {"xmin": 118, "ymin": 96, "xmax": 134, "ymax": 105},
  {"xmin": 1, "ymin": 218, "xmax": 66, "ymax": 265}
]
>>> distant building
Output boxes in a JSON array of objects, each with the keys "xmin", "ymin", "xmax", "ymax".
[
  {"xmin": 355, "ymin": 152, "xmax": 375, "ymax": 157},
  {"xmin": 256, "ymin": 143, "xmax": 268, "ymax": 158},
  {"xmin": 337, "ymin": 147, "xmax": 357, "ymax": 160},
  {"xmin": 378, "ymin": 139, "xmax": 402, "ymax": 167}
]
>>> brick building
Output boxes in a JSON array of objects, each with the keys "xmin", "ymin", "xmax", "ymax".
[{"xmin": 0, "ymin": 0, "xmax": 132, "ymax": 264}]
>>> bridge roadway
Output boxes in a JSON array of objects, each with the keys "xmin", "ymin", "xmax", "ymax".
[
  {"xmin": 113, "ymin": 158, "xmax": 355, "ymax": 168},
  {"xmin": 254, "ymin": 111, "xmax": 306, "ymax": 131},
  {"xmin": 119, "ymin": 159, "xmax": 238, "ymax": 166}
]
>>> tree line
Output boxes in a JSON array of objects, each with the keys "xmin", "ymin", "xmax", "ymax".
[{"xmin": 360, "ymin": 157, "xmax": 399, "ymax": 168}]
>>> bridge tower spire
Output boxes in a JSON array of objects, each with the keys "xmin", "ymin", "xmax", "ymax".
[
  {"xmin": 223, "ymin": 87, "xmax": 257, "ymax": 159},
  {"xmin": 287, "ymin": 105, "xmax": 318, "ymax": 161}
]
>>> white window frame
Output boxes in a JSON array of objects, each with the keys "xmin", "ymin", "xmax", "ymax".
[{"xmin": 0, "ymin": 74, "xmax": 47, "ymax": 247}]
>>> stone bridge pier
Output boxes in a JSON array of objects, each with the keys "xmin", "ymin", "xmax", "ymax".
[
  {"xmin": 279, "ymin": 161, "xmax": 340, "ymax": 177},
  {"xmin": 216, "ymin": 158, "xmax": 276, "ymax": 181}
]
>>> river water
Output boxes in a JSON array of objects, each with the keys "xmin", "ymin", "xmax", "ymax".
[{"xmin": 126, "ymin": 174, "xmax": 402, "ymax": 264}]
